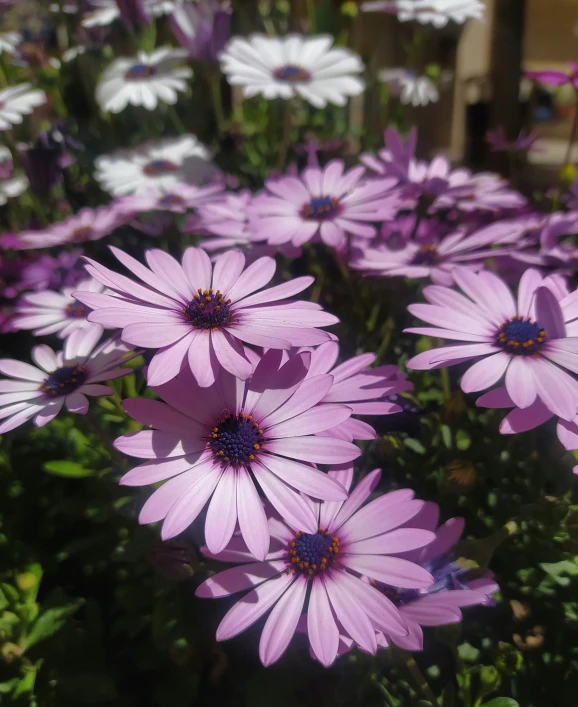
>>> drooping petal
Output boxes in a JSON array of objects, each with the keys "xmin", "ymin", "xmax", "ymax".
[{"xmin": 259, "ymin": 574, "xmax": 308, "ymax": 666}]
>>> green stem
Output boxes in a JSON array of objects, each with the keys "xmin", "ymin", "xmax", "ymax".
[
  {"xmin": 436, "ymin": 338, "xmax": 452, "ymax": 401},
  {"xmin": 398, "ymin": 649, "xmax": 438, "ymax": 704},
  {"xmin": 167, "ymin": 105, "xmax": 187, "ymax": 135},
  {"xmin": 209, "ymin": 73, "xmax": 226, "ymax": 134},
  {"xmin": 276, "ymin": 100, "xmax": 293, "ymax": 171},
  {"xmin": 306, "ymin": 0, "xmax": 317, "ymax": 32}
]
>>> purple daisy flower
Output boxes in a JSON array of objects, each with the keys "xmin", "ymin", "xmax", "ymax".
[
  {"xmin": 406, "ymin": 267, "xmax": 578, "ymax": 420},
  {"xmin": 370, "ymin": 503, "xmax": 498, "ymax": 651},
  {"xmin": 477, "ymin": 386, "xmax": 578, "ymax": 475},
  {"xmin": 361, "ymin": 128, "xmax": 526, "ymax": 213},
  {"xmin": 115, "ymin": 182, "xmax": 225, "ymax": 215},
  {"xmin": 0, "ymin": 328, "xmax": 135, "ymax": 433},
  {"xmin": 485, "ymin": 126, "xmax": 540, "ymax": 154},
  {"xmin": 350, "ymin": 227, "xmax": 521, "ymax": 286},
  {"xmin": 300, "ymin": 341, "xmax": 413, "ymax": 441},
  {"xmin": 247, "ymin": 160, "xmax": 400, "ymax": 251},
  {"xmin": 76, "ymin": 247, "xmax": 337, "ymax": 387},
  {"xmin": 13, "ymin": 276, "xmax": 105, "ymax": 339},
  {"xmin": 116, "ymin": 350, "xmax": 361, "ymax": 559},
  {"xmin": 15, "ymin": 205, "xmax": 131, "ymax": 249},
  {"xmin": 195, "ymin": 467, "xmax": 434, "ymax": 666},
  {"xmin": 525, "ymin": 62, "xmax": 578, "ymax": 88}
]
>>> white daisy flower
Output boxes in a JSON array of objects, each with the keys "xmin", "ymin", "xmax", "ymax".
[
  {"xmin": 219, "ymin": 34, "xmax": 365, "ymax": 108},
  {"xmin": 0, "ymin": 32, "xmax": 21, "ymax": 54},
  {"xmin": 13, "ymin": 277, "xmax": 105, "ymax": 339},
  {"xmin": 96, "ymin": 48, "xmax": 192, "ymax": 114},
  {"xmin": 94, "ymin": 135, "xmax": 216, "ymax": 196},
  {"xmin": 82, "ymin": 0, "xmax": 174, "ymax": 27},
  {"xmin": 379, "ymin": 68, "xmax": 439, "ymax": 106},
  {"xmin": 0, "ymin": 84, "xmax": 47, "ymax": 131},
  {"xmin": 0, "ymin": 146, "xmax": 27, "ymax": 206},
  {"xmin": 362, "ymin": 0, "xmax": 485, "ymax": 27}
]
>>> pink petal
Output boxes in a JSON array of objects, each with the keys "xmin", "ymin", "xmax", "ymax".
[
  {"xmin": 261, "ymin": 374, "xmax": 334, "ymax": 427},
  {"xmin": 211, "ymin": 250, "xmax": 246, "ymax": 293},
  {"xmin": 182, "ymin": 247, "xmax": 213, "ymax": 291},
  {"xmin": 0, "ymin": 359, "xmax": 45, "ymax": 382},
  {"xmin": 323, "ymin": 572, "xmax": 377, "ymax": 655},
  {"xmin": 211, "ymin": 330, "xmax": 252, "ymax": 380},
  {"xmin": 339, "ymin": 499, "xmax": 425, "ymax": 543},
  {"xmin": 34, "ymin": 398, "xmax": 64, "ymax": 427},
  {"xmin": 259, "ymin": 454, "xmax": 347, "ymax": 501},
  {"xmin": 227, "ymin": 257, "xmax": 276, "ymax": 303},
  {"xmin": 267, "ymin": 404, "xmax": 351, "ymax": 438},
  {"xmin": 400, "ymin": 598, "xmax": 461, "ymax": 626},
  {"xmin": 505, "ymin": 357, "xmax": 536, "ymax": 409},
  {"xmin": 266, "ymin": 436, "xmax": 361, "ymax": 464},
  {"xmin": 65, "ymin": 392, "xmax": 89, "ymax": 414},
  {"xmin": 392, "ymin": 618, "xmax": 423, "ymax": 651},
  {"xmin": 345, "ymin": 529, "xmax": 436, "ymax": 555},
  {"xmin": 145, "ymin": 248, "xmax": 195, "ymax": 300},
  {"xmin": 460, "ymin": 352, "xmax": 510, "ymax": 392},
  {"xmin": 329, "ymin": 469, "xmax": 385, "ymax": 533},
  {"xmin": 557, "ymin": 418, "xmax": 578, "ymax": 450},
  {"xmin": 307, "ymin": 578, "xmax": 339, "ymax": 667},
  {"xmin": 205, "ymin": 470, "xmax": 238, "ymax": 555},
  {"xmin": 535, "ymin": 286, "xmax": 566, "ymax": 339},
  {"xmin": 146, "ymin": 335, "xmax": 191, "ymax": 386},
  {"xmin": 340, "ymin": 555, "xmax": 434, "ymax": 588},
  {"xmin": 161, "ymin": 467, "xmax": 223, "ymax": 539},
  {"xmin": 259, "ymin": 574, "xmax": 308, "ymax": 666},
  {"xmin": 333, "ymin": 568, "xmax": 408, "ymax": 638},
  {"xmin": 529, "ymin": 358, "xmax": 577, "ymax": 420},
  {"xmin": 114, "ymin": 430, "xmax": 205, "ymax": 458},
  {"xmin": 188, "ymin": 331, "xmax": 218, "ymax": 388},
  {"xmin": 500, "ymin": 401, "xmax": 553, "ymax": 434},
  {"xmin": 196, "ymin": 560, "xmax": 285, "ymax": 598},
  {"xmin": 251, "ymin": 459, "xmax": 318, "ymax": 533},
  {"xmin": 120, "ymin": 455, "xmax": 204, "ymax": 486},
  {"xmin": 237, "ymin": 467, "xmax": 270, "ymax": 561},
  {"xmin": 239, "ymin": 277, "xmax": 314, "ymax": 308},
  {"xmin": 216, "ymin": 572, "xmax": 296, "ymax": 641},
  {"xmin": 517, "ymin": 268, "xmax": 543, "ymax": 318},
  {"xmin": 122, "ymin": 398, "xmax": 202, "ymax": 434},
  {"xmin": 122, "ymin": 322, "xmax": 191, "ymax": 347}
]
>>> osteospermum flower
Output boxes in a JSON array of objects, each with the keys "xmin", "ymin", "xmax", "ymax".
[
  {"xmin": 96, "ymin": 48, "xmax": 193, "ymax": 114},
  {"xmin": 0, "ymin": 328, "xmax": 135, "ymax": 433},
  {"xmin": 477, "ymin": 386, "xmax": 578, "ymax": 475},
  {"xmin": 350, "ymin": 227, "xmax": 520, "ymax": 286},
  {"xmin": 301, "ymin": 341, "xmax": 413, "ymax": 441},
  {"xmin": 379, "ymin": 69, "xmax": 439, "ymax": 107},
  {"xmin": 361, "ymin": 0, "xmax": 485, "ymax": 26},
  {"xmin": 370, "ymin": 503, "xmax": 498, "ymax": 651},
  {"xmin": 0, "ymin": 84, "xmax": 46, "ymax": 131},
  {"xmin": 0, "ymin": 145, "xmax": 27, "ymax": 205},
  {"xmin": 94, "ymin": 135, "xmax": 215, "ymax": 196},
  {"xmin": 76, "ymin": 247, "xmax": 337, "ymax": 387},
  {"xmin": 116, "ymin": 182, "xmax": 224, "ymax": 215},
  {"xmin": 219, "ymin": 34, "xmax": 364, "ymax": 108},
  {"xmin": 248, "ymin": 160, "xmax": 400, "ymax": 250},
  {"xmin": 13, "ymin": 277, "xmax": 105, "ymax": 339},
  {"xmin": 406, "ymin": 267, "xmax": 578, "ymax": 421},
  {"xmin": 116, "ymin": 351, "xmax": 361, "ymax": 559},
  {"xmin": 82, "ymin": 0, "xmax": 173, "ymax": 27},
  {"xmin": 195, "ymin": 467, "xmax": 435, "ymax": 666},
  {"xmin": 16, "ymin": 205, "xmax": 131, "ymax": 249}
]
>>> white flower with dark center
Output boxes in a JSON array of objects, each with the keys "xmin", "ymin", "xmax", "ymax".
[
  {"xmin": 379, "ymin": 69, "xmax": 439, "ymax": 106},
  {"xmin": 94, "ymin": 135, "xmax": 216, "ymax": 196},
  {"xmin": 219, "ymin": 34, "xmax": 365, "ymax": 108},
  {"xmin": 96, "ymin": 48, "xmax": 192, "ymax": 114},
  {"xmin": 0, "ymin": 84, "xmax": 47, "ymax": 131},
  {"xmin": 362, "ymin": 0, "xmax": 485, "ymax": 26},
  {"xmin": 13, "ymin": 277, "xmax": 105, "ymax": 339},
  {"xmin": 0, "ymin": 146, "xmax": 27, "ymax": 206},
  {"xmin": 0, "ymin": 32, "xmax": 21, "ymax": 54},
  {"xmin": 82, "ymin": 0, "xmax": 174, "ymax": 27}
]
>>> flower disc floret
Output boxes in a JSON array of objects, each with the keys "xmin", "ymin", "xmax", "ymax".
[
  {"xmin": 301, "ymin": 196, "xmax": 341, "ymax": 221},
  {"xmin": 273, "ymin": 65, "xmax": 311, "ymax": 82},
  {"xmin": 210, "ymin": 411, "xmax": 264, "ymax": 465},
  {"xmin": 496, "ymin": 316, "xmax": 546, "ymax": 355},
  {"xmin": 41, "ymin": 364, "xmax": 88, "ymax": 398},
  {"xmin": 411, "ymin": 243, "xmax": 440, "ymax": 265},
  {"xmin": 66, "ymin": 301, "xmax": 87, "ymax": 319},
  {"xmin": 289, "ymin": 528, "xmax": 339, "ymax": 576},
  {"xmin": 184, "ymin": 288, "xmax": 233, "ymax": 330},
  {"xmin": 143, "ymin": 159, "xmax": 178, "ymax": 175},
  {"xmin": 125, "ymin": 63, "xmax": 156, "ymax": 80}
]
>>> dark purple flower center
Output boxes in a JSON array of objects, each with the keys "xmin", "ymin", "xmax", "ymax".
[
  {"xmin": 158, "ymin": 193, "xmax": 184, "ymax": 207},
  {"xmin": 273, "ymin": 65, "xmax": 312, "ymax": 82},
  {"xmin": 301, "ymin": 196, "xmax": 341, "ymax": 221},
  {"xmin": 125, "ymin": 63, "xmax": 156, "ymax": 80},
  {"xmin": 143, "ymin": 159, "xmax": 178, "ymax": 176},
  {"xmin": 288, "ymin": 529, "xmax": 340, "ymax": 576},
  {"xmin": 66, "ymin": 300, "xmax": 87, "ymax": 319},
  {"xmin": 72, "ymin": 226, "xmax": 93, "ymax": 241},
  {"xmin": 40, "ymin": 364, "xmax": 87, "ymax": 398},
  {"xmin": 496, "ymin": 316, "xmax": 547, "ymax": 355},
  {"xmin": 210, "ymin": 412, "xmax": 264, "ymax": 466},
  {"xmin": 184, "ymin": 288, "xmax": 233, "ymax": 330},
  {"xmin": 411, "ymin": 244, "xmax": 440, "ymax": 265}
]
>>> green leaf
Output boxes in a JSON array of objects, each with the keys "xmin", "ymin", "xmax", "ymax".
[
  {"xmin": 482, "ymin": 699, "xmax": 519, "ymax": 707},
  {"xmin": 43, "ymin": 461, "xmax": 95, "ymax": 478},
  {"xmin": 25, "ymin": 599, "xmax": 83, "ymax": 649}
]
